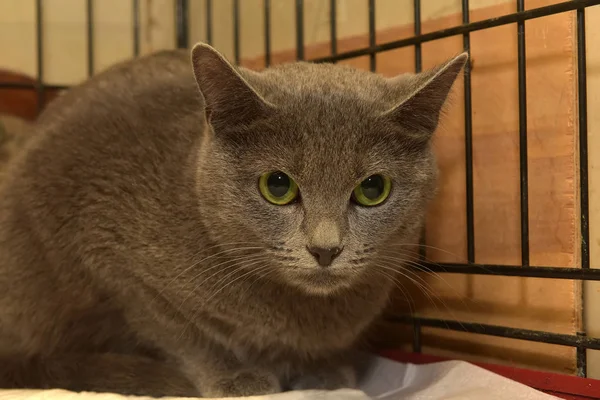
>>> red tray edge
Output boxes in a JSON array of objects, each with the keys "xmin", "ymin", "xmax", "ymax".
[{"xmin": 379, "ymin": 350, "xmax": 600, "ymax": 399}]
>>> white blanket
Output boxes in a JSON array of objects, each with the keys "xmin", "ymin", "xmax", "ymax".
[{"xmin": 0, "ymin": 355, "xmax": 559, "ymax": 400}]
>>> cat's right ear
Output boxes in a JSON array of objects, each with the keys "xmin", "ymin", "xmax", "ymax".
[{"xmin": 191, "ymin": 43, "xmax": 273, "ymax": 131}]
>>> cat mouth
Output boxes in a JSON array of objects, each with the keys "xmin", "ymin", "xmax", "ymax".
[{"xmin": 286, "ymin": 265, "xmax": 357, "ymax": 293}]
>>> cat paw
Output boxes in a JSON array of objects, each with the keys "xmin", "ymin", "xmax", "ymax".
[
  {"xmin": 201, "ymin": 369, "xmax": 281, "ymax": 398},
  {"xmin": 290, "ymin": 365, "xmax": 356, "ymax": 391}
]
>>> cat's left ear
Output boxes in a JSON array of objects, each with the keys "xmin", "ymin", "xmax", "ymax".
[{"xmin": 382, "ymin": 52, "xmax": 468, "ymax": 139}]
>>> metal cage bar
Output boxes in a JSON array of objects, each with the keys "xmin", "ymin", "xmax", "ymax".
[
  {"xmin": 368, "ymin": 0, "xmax": 376, "ymax": 72},
  {"xmin": 413, "ymin": 0, "xmax": 422, "ymax": 72},
  {"xmin": 264, "ymin": 0, "xmax": 271, "ymax": 67},
  {"xmin": 463, "ymin": 0, "xmax": 475, "ymax": 264},
  {"xmin": 233, "ymin": 0, "xmax": 241, "ymax": 65},
  {"xmin": 330, "ymin": 0, "xmax": 337, "ymax": 58},
  {"xmin": 415, "ymin": 262, "xmax": 600, "ymax": 280},
  {"xmin": 86, "ymin": 0, "xmax": 94, "ymax": 77},
  {"xmin": 175, "ymin": 0, "xmax": 188, "ymax": 49},
  {"xmin": 206, "ymin": 0, "xmax": 213, "ymax": 45},
  {"xmin": 295, "ymin": 0, "xmax": 304, "ymax": 61},
  {"xmin": 133, "ymin": 0, "xmax": 140, "ymax": 56},
  {"xmin": 311, "ymin": 0, "xmax": 600, "ymax": 63},
  {"xmin": 577, "ymin": 4, "xmax": 590, "ymax": 379},
  {"xmin": 390, "ymin": 316, "xmax": 600, "ymax": 351},
  {"xmin": 35, "ymin": 0, "xmax": 44, "ymax": 114},
  {"xmin": 517, "ymin": 0, "xmax": 530, "ymax": 267},
  {"xmin": 413, "ymin": 0, "xmax": 424, "ymax": 353},
  {"xmin": 578, "ymin": 8, "xmax": 590, "ymax": 271},
  {"xmin": 412, "ymin": 319, "xmax": 422, "ymax": 353}
]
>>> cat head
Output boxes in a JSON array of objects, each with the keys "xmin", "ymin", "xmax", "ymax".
[{"xmin": 191, "ymin": 43, "xmax": 466, "ymax": 295}]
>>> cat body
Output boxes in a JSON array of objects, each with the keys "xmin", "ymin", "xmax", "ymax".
[
  {"xmin": 0, "ymin": 45, "xmax": 466, "ymax": 397},
  {"xmin": 0, "ymin": 113, "xmax": 34, "ymax": 179}
]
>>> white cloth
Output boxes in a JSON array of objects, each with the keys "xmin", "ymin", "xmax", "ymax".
[{"xmin": 0, "ymin": 355, "xmax": 559, "ymax": 400}]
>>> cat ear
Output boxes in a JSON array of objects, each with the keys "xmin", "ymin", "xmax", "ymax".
[
  {"xmin": 382, "ymin": 52, "xmax": 468, "ymax": 139},
  {"xmin": 191, "ymin": 43, "xmax": 273, "ymax": 131}
]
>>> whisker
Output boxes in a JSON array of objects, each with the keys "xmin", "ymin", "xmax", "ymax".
[
  {"xmin": 206, "ymin": 257, "xmax": 270, "ymax": 295},
  {"xmin": 238, "ymin": 266, "xmax": 275, "ymax": 299},
  {"xmin": 154, "ymin": 245, "xmax": 266, "ymax": 302},
  {"xmin": 378, "ymin": 251, "xmax": 475, "ymax": 307},
  {"xmin": 375, "ymin": 261, "xmax": 474, "ymax": 333},
  {"xmin": 373, "ymin": 265, "xmax": 458, "ymax": 335},
  {"xmin": 384, "ymin": 242, "xmax": 464, "ymax": 261},
  {"xmin": 176, "ymin": 261, "xmax": 272, "ymax": 342},
  {"xmin": 378, "ymin": 254, "xmax": 477, "ymax": 314},
  {"xmin": 371, "ymin": 268, "xmax": 415, "ymax": 317},
  {"xmin": 375, "ymin": 263, "xmax": 445, "ymax": 317},
  {"xmin": 205, "ymin": 264, "xmax": 273, "ymax": 304},
  {"xmin": 184, "ymin": 253, "xmax": 268, "ymax": 289},
  {"xmin": 176, "ymin": 255, "xmax": 270, "ymax": 314}
]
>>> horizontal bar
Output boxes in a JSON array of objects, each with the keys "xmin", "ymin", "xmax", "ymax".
[
  {"xmin": 389, "ymin": 316, "xmax": 600, "ymax": 350},
  {"xmin": 311, "ymin": 0, "xmax": 600, "ymax": 63},
  {"xmin": 413, "ymin": 262, "xmax": 600, "ymax": 280},
  {"xmin": 0, "ymin": 82, "xmax": 68, "ymax": 91}
]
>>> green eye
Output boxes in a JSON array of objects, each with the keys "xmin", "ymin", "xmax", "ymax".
[
  {"xmin": 352, "ymin": 174, "xmax": 391, "ymax": 206},
  {"xmin": 259, "ymin": 171, "xmax": 299, "ymax": 205}
]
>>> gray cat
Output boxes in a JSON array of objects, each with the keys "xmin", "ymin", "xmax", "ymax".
[{"xmin": 0, "ymin": 43, "xmax": 466, "ymax": 397}]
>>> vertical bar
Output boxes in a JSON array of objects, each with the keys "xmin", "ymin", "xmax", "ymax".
[
  {"xmin": 577, "ymin": 7, "xmax": 589, "ymax": 378},
  {"xmin": 330, "ymin": 0, "xmax": 337, "ymax": 57},
  {"xmin": 86, "ymin": 0, "xmax": 94, "ymax": 77},
  {"xmin": 463, "ymin": 0, "xmax": 475, "ymax": 264},
  {"xmin": 415, "ymin": 0, "xmax": 425, "ymax": 259},
  {"xmin": 35, "ymin": 0, "xmax": 44, "ymax": 115},
  {"xmin": 295, "ymin": 0, "xmax": 304, "ymax": 60},
  {"xmin": 206, "ymin": 0, "xmax": 213, "ymax": 45},
  {"xmin": 517, "ymin": 0, "xmax": 530, "ymax": 267},
  {"xmin": 414, "ymin": 0, "xmax": 422, "ymax": 73},
  {"xmin": 577, "ymin": 332, "xmax": 587, "ymax": 377},
  {"xmin": 264, "ymin": 0, "xmax": 271, "ymax": 67},
  {"xmin": 175, "ymin": 0, "xmax": 189, "ymax": 48},
  {"xmin": 368, "ymin": 0, "xmax": 376, "ymax": 72},
  {"xmin": 578, "ymin": 7, "xmax": 589, "ymax": 270},
  {"xmin": 133, "ymin": 0, "xmax": 140, "ymax": 56},
  {"xmin": 412, "ymin": 320, "xmax": 422, "ymax": 353},
  {"xmin": 233, "ymin": 0, "xmax": 240, "ymax": 65}
]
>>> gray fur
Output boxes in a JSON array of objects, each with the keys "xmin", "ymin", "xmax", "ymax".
[{"xmin": 0, "ymin": 44, "xmax": 466, "ymax": 397}]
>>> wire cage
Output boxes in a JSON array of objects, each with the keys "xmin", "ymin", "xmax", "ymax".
[{"xmin": 2, "ymin": 0, "xmax": 600, "ymax": 398}]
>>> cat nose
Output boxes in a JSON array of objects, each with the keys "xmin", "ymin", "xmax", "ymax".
[{"xmin": 307, "ymin": 246, "xmax": 343, "ymax": 267}]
